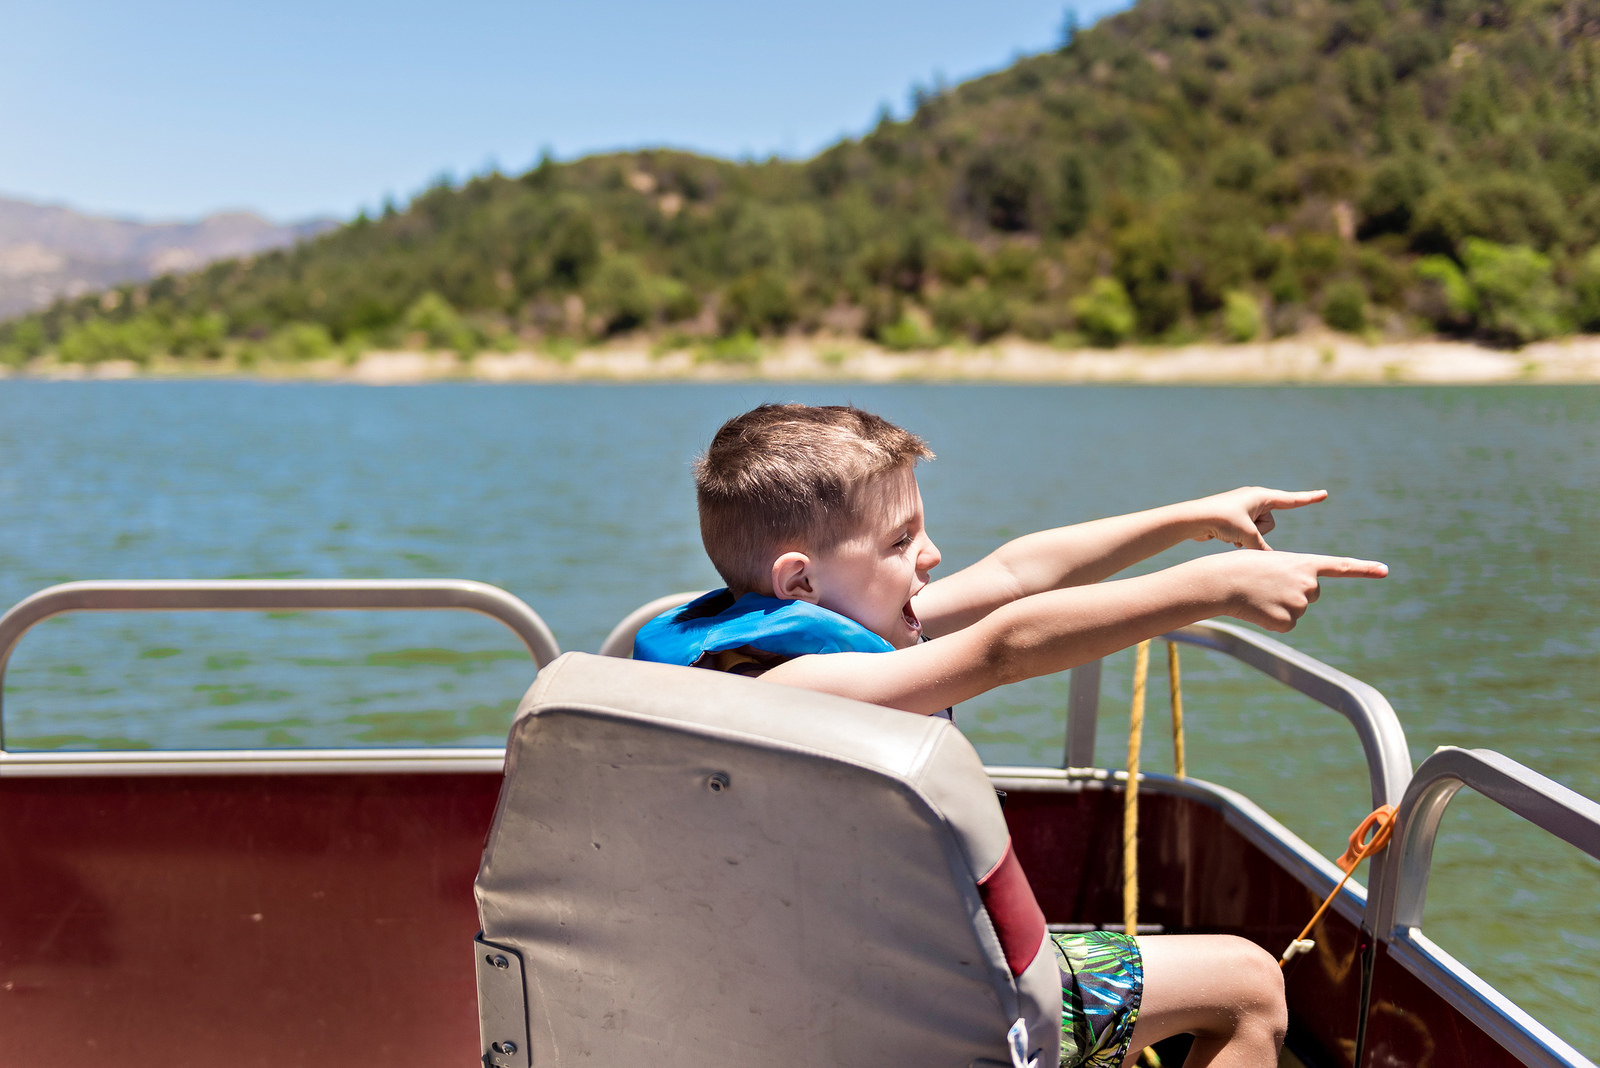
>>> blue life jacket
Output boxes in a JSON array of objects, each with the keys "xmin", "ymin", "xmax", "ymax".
[{"xmin": 633, "ymin": 589, "xmax": 894, "ymax": 666}]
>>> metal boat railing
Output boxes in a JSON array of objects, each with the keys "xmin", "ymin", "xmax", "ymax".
[
  {"xmin": 1067, "ymin": 620, "xmax": 1414, "ymax": 811},
  {"xmin": 1067, "ymin": 622, "xmax": 1413, "ymax": 939},
  {"xmin": 1366, "ymin": 746, "xmax": 1600, "ymax": 1068},
  {"xmin": 0, "ymin": 579, "xmax": 561, "ymax": 748},
  {"xmin": 6, "ymin": 581, "xmax": 1596, "ymax": 1065},
  {"xmin": 598, "ymin": 591, "xmax": 708, "ymax": 658}
]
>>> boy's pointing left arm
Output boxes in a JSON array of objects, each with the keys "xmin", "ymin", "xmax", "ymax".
[{"xmin": 914, "ymin": 487, "xmax": 1329, "ymax": 637}]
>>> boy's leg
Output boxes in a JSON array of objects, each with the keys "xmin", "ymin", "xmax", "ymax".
[{"xmin": 1122, "ymin": 935, "xmax": 1287, "ymax": 1068}]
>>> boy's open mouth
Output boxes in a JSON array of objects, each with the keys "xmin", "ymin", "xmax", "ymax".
[{"xmin": 902, "ymin": 601, "xmax": 921, "ymax": 633}]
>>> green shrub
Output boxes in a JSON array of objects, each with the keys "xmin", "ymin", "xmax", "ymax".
[
  {"xmin": 544, "ymin": 202, "xmax": 601, "ymax": 288},
  {"xmin": 266, "ymin": 322, "xmax": 335, "ymax": 362},
  {"xmin": 1266, "ymin": 264, "xmax": 1305, "ymax": 306},
  {"xmin": 965, "ymin": 149, "xmax": 1040, "ymax": 232},
  {"xmin": 0, "ymin": 319, "xmax": 46, "ymax": 365},
  {"xmin": 877, "ymin": 310, "xmax": 942, "ymax": 351},
  {"xmin": 1356, "ymin": 246, "xmax": 1406, "ymax": 306},
  {"xmin": 1415, "ymin": 256, "xmax": 1476, "ymax": 329},
  {"xmin": 1071, "ymin": 277, "xmax": 1137, "ymax": 347},
  {"xmin": 1222, "ymin": 290, "xmax": 1262, "ymax": 342},
  {"xmin": 1182, "ymin": 215, "xmax": 1269, "ymax": 312},
  {"xmin": 585, "ymin": 254, "xmax": 656, "ymax": 334},
  {"xmin": 721, "ymin": 270, "xmax": 795, "ymax": 335},
  {"xmin": 930, "ymin": 239, "xmax": 987, "ymax": 286},
  {"xmin": 1321, "ymin": 280, "xmax": 1367, "ymax": 333},
  {"xmin": 657, "ymin": 276, "xmax": 699, "ymax": 323},
  {"xmin": 1460, "ymin": 239, "xmax": 1562, "ymax": 345},
  {"xmin": 1010, "ymin": 303, "xmax": 1068, "ymax": 341},
  {"xmin": 170, "ymin": 313, "xmax": 230, "ymax": 359},
  {"xmin": 698, "ymin": 330, "xmax": 761, "ymax": 364},
  {"xmin": 1290, "ymin": 234, "xmax": 1345, "ymax": 292},
  {"xmin": 1409, "ymin": 184, "xmax": 1487, "ymax": 256},
  {"xmin": 1212, "ymin": 141, "xmax": 1274, "ymax": 193},
  {"xmin": 1340, "ymin": 45, "xmax": 1392, "ymax": 107},
  {"xmin": 1574, "ymin": 247, "xmax": 1600, "ymax": 332},
  {"xmin": 1382, "ymin": 30, "xmax": 1443, "ymax": 79},
  {"xmin": 988, "ymin": 244, "xmax": 1040, "ymax": 292},
  {"xmin": 540, "ymin": 336, "xmax": 581, "ymax": 363},
  {"xmin": 721, "ymin": 207, "xmax": 780, "ymax": 276},
  {"xmin": 931, "ymin": 285, "xmax": 1012, "ymax": 341},
  {"xmin": 1468, "ymin": 174, "xmax": 1568, "ymax": 253},
  {"xmin": 1054, "ymin": 153, "xmax": 1095, "ymax": 235},
  {"xmin": 402, "ymin": 292, "xmax": 477, "ymax": 352},
  {"xmin": 1573, "ymin": 189, "xmax": 1600, "ymax": 252},
  {"xmin": 1113, "ymin": 222, "xmax": 1183, "ymax": 335},
  {"xmin": 1359, "ymin": 156, "xmax": 1434, "ymax": 237},
  {"xmin": 58, "ymin": 315, "xmax": 167, "ymax": 364}
]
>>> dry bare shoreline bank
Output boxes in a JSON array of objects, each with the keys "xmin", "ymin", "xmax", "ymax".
[{"xmin": 8, "ymin": 332, "xmax": 1600, "ymax": 385}]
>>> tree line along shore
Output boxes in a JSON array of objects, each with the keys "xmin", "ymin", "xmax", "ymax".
[
  {"xmin": 5, "ymin": 0, "xmax": 1600, "ymax": 373},
  {"xmin": 9, "ymin": 333, "xmax": 1600, "ymax": 385}
]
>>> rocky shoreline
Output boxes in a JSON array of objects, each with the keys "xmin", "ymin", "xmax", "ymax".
[{"xmin": 8, "ymin": 332, "xmax": 1600, "ymax": 385}]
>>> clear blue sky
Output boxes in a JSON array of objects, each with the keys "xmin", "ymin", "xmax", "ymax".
[{"xmin": 0, "ymin": 0, "xmax": 1128, "ymax": 223}]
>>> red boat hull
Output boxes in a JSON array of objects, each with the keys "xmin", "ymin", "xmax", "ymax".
[
  {"xmin": 0, "ymin": 768, "xmax": 498, "ymax": 1066},
  {"xmin": 0, "ymin": 762, "xmax": 1531, "ymax": 1067}
]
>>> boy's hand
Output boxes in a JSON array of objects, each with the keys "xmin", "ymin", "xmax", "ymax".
[
  {"xmin": 1188, "ymin": 487, "xmax": 1328, "ymax": 550},
  {"xmin": 1209, "ymin": 550, "xmax": 1387, "ymax": 631}
]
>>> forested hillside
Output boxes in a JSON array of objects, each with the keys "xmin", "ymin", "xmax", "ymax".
[{"xmin": 8, "ymin": 0, "xmax": 1600, "ymax": 366}]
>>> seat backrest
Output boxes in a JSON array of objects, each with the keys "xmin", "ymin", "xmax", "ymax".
[{"xmin": 474, "ymin": 652, "xmax": 1060, "ymax": 1068}]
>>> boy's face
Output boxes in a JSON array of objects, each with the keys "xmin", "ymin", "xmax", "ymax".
[{"xmin": 804, "ymin": 468, "xmax": 941, "ymax": 649}]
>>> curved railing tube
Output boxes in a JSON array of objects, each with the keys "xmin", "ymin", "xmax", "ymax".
[
  {"xmin": 0, "ymin": 579, "xmax": 562, "ymax": 744},
  {"xmin": 1166, "ymin": 620, "xmax": 1413, "ymax": 810},
  {"xmin": 597, "ymin": 590, "xmax": 709, "ymax": 658},
  {"xmin": 1068, "ymin": 619, "xmax": 1413, "ymax": 811},
  {"xmin": 1364, "ymin": 746, "xmax": 1600, "ymax": 1068},
  {"xmin": 1374, "ymin": 746, "xmax": 1600, "ymax": 937}
]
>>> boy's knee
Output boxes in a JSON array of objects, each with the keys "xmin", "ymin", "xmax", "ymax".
[{"xmin": 1222, "ymin": 937, "xmax": 1288, "ymax": 1041}]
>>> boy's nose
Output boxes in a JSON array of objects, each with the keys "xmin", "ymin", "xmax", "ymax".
[{"xmin": 918, "ymin": 537, "xmax": 941, "ymax": 573}]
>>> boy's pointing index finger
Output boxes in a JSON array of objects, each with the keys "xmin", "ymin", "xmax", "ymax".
[
  {"xmin": 1314, "ymin": 556, "xmax": 1389, "ymax": 578},
  {"xmin": 1267, "ymin": 488, "xmax": 1329, "ymax": 509}
]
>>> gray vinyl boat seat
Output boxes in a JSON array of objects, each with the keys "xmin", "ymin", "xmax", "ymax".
[{"xmin": 474, "ymin": 652, "xmax": 1061, "ymax": 1068}]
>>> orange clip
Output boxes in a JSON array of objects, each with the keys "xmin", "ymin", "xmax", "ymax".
[{"xmin": 1335, "ymin": 805, "xmax": 1396, "ymax": 874}]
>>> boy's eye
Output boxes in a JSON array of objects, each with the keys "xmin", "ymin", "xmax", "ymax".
[{"xmin": 894, "ymin": 533, "xmax": 914, "ymax": 549}]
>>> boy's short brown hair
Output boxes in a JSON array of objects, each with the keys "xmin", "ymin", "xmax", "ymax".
[{"xmin": 696, "ymin": 404, "xmax": 933, "ymax": 594}]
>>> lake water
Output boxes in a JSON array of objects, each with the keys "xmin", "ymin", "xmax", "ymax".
[{"xmin": 1, "ymin": 379, "xmax": 1596, "ymax": 1055}]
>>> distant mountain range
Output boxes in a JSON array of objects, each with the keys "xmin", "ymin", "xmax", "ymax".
[{"xmin": 0, "ymin": 197, "xmax": 337, "ymax": 318}]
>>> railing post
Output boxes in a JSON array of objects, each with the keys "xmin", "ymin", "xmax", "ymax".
[
  {"xmin": 0, "ymin": 580, "xmax": 562, "ymax": 747},
  {"xmin": 1065, "ymin": 658, "xmax": 1101, "ymax": 768}
]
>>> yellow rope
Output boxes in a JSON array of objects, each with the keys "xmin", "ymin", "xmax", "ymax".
[
  {"xmin": 1126, "ymin": 639, "xmax": 1188, "ymax": 938},
  {"xmin": 1123, "ymin": 640, "xmax": 1149, "ymax": 937},
  {"xmin": 1127, "ymin": 640, "xmax": 1174, "ymax": 1068},
  {"xmin": 1167, "ymin": 641, "xmax": 1185, "ymax": 779}
]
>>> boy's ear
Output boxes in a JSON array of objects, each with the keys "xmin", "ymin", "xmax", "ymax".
[{"xmin": 770, "ymin": 552, "xmax": 817, "ymax": 602}]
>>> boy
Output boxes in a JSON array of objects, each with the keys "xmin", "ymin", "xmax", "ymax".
[{"xmin": 635, "ymin": 404, "xmax": 1387, "ymax": 1068}]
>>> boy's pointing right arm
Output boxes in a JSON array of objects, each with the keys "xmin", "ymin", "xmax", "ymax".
[{"xmin": 762, "ymin": 550, "xmax": 1387, "ymax": 717}]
